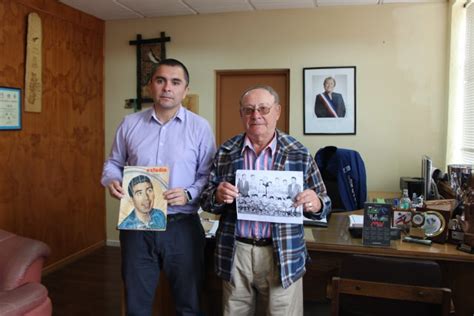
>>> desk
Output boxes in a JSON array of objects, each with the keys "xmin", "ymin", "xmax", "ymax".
[
  {"xmin": 153, "ymin": 212, "xmax": 474, "ymax": 316},
  {"xmin": 304, "ymin": 211, "xmax": 474, "ymax": 316}
]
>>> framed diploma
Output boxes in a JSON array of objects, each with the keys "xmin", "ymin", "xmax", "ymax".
[{"xmin": 0, "ymin": 87, "xmax": 21, "ymax": 130}]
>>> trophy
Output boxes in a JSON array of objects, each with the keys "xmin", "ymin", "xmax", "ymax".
[
  {"xmin": 446, "ymin": 164, "xmax": 473, "ymax": 244},
  {"xmin": 457, "ymin": 175, "xmax": 474, "ymax": 253}
]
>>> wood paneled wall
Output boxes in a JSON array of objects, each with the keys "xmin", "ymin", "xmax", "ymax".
[{"xmin": 0, "ymin": 0, "xmax": 105, "ymax": 268}]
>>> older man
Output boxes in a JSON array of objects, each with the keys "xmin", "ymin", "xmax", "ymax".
[{"xmin": 201, "ymin": 85, "xmax": 331, "ymax": 315}]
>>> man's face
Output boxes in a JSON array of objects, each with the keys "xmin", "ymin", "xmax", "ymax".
[
  {"xmin": 324, "ymin": 79, "xmax": 335, "ymax": 93},
  {"xmin": 131, "ymin": 182, "xmax": 155, "ymax": 214},
  {"xmin": 148, "ymin": 65, "xmax": 188, "ymax": 110},
  {"xmin": 240, "ymin": 88, "xmax": 281, "ymax": 141}
]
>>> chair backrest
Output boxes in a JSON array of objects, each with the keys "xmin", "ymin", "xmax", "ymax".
[
  {"xmin": 331, "ymin": 254, "xmax": 451, "ymax": 316},
  {"xmin": 315, "ymin": 146, "xmax": 367, "ymax": 211},
  {"xmin": 331, "ymin": 277, "xmax": 451, "ymax": 316}
]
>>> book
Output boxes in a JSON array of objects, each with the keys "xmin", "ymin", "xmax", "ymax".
[
  {"xmin": 117, "ymin": 166, "xmax": 169, "ymax": 231},
  {"xmin": 362, "ymin": 203, "xmax": 392, "ymax": 247}
]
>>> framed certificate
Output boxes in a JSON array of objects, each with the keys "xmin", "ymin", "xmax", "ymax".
[{"xmin": 0, "ymin": 87, "xmax": 21, "ymax": 130}]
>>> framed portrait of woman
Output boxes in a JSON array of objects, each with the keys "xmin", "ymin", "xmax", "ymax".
[{"xmin": 303, "ymin": 66, "xmax": 356, "ymax": 135}]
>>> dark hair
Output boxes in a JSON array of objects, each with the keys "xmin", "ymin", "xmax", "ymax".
[
  {"xmin": 323, "ymin": 76, "xmax": 336, "ymax": 87},
  {"xmin": 128, "ymin": 175, "xmax": 153, "ymax": 197},
  {"xmin": 148, "ymin": 58, "xmax": 190, "ymax": 86}
]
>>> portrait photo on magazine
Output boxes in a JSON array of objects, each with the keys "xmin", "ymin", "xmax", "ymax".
[{"xmin": 117, "ymin": 166, "xmax": 169, "ymax": 231}]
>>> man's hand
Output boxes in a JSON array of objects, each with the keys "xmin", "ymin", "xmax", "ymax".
[
  {"xmin": 215, "ymin": 182, "xmax": 239, "ymax": 205},
  {"xmin": 293, "ymin": 189, "xmax": 322, "ymax": 213},
  {"xmin": 164, "ymin": 188, "xmax": 188, "ymax": 206},
  {"xmin": 107, "ymin": 180, "xmax": 125, "ymax": 199}
]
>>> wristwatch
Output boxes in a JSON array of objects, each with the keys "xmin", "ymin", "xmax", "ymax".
[{"xmin": 184, "ymin": 189, "xmax": 192, "ymax": 202}]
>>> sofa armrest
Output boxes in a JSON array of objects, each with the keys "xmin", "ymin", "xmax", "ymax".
[
  {"xmin": 0, "ymin": 283, "xmax": 51, "ymax": 316},
  {"xmin": 0, "ymin": 230, "xmax": 51, "ymax": 291}
]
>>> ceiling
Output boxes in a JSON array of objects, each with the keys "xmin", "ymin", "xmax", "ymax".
[{"xmin": 58, "ymin": 0, "xmax": 446, "ymax": 21}]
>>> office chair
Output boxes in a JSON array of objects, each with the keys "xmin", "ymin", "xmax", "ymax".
[
  {"xmin": 331, "ymin": 255, "xmax": 451, "ymax": 316},
  {"xmin": 315, "ymin": 146, "xmax": 367, "ymax": 211}
]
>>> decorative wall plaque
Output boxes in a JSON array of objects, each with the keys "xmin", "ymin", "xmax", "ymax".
[
  {"xmin": 25, "ymin": 12, "xmax": 42, "ymax": 113},
  {"xmin": 129, "ymin": 32, "xmax": 171, "ymax": 110}
]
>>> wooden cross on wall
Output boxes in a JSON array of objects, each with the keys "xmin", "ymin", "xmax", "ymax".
[{"xmin": 129, "ymin": 32, "xmax": 171, "ymax": 110}]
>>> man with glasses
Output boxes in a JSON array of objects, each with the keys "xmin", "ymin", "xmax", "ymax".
[{"xmin": 201, "ymin": 85, "xmax": 331, "ymax": 315}]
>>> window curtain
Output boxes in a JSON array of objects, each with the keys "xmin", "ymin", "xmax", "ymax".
[{"xmin": 446, "ymin": 0, "xmax": 470, "ymax": 165}]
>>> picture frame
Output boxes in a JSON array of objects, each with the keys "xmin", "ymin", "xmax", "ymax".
[
  {"xmin": 0, "ymin": 86, "xmax": 22, "ymax": 130},
  {"xmin": 129, "ymin": 32, "xmax": 170, "ymax": 111},
  {"xmin": 303, "ymin": 66, "xmax": 356, "ymax": 135}
]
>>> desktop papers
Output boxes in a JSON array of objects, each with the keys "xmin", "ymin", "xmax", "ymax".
[
  {"xmin": 348, "ymin": 214, "xmax": 364, "ymax": 228},
  {"xmin": 303, "ymin": 214, "xmax": 328, "ymax": 227}
]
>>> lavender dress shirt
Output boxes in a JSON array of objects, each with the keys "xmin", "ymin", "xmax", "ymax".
[{"xmin": 101, "ymin": 106, "xmax": 216, "ymax": 214}]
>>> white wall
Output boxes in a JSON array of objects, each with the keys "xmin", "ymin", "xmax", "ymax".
[{"xmin": 105, "ymin": 3, "xmax": 449, "ymax": 240}]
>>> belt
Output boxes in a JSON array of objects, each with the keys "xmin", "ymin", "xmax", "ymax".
[
  {"xmin": 236, "ymin": 236, "xmax": 272, "ymax": 247},
  {"xmin": 167, "ymin": 213, "xmax": 194, "ymax": 223}
]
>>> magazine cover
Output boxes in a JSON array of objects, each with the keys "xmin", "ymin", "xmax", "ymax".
[
  {"xmin": 117, "ymin": 166, "xmax": 168, "ymax": 231},
  {"xmin": 235, "ymin": 169, "xmax": 304, "ymax": 224}
]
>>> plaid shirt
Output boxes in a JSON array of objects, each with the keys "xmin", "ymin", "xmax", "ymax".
[{"xmin": 200, "ymin": 130, "xmax": 331, "ymax": 288}]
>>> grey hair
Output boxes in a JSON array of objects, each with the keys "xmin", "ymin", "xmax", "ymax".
[{"xmin": 239, "ymin": 85, "xmax": 280, "ymax": 106}]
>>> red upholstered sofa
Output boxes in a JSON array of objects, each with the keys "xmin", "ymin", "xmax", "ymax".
[{"xmin": 0, "ymin": 229, "xmax": 52, "ymax": 316}]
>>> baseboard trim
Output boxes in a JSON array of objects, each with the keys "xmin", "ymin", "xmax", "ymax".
[
  {"xmin": 42, "ymin": 240, "xmax": 105, "ymax": 275},
  {"xmin": 106, "ymin": 239, "xmax": 120, "ymax": 247}
]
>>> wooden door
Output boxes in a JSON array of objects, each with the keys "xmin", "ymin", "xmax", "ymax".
[{"xmin": 216, "ymin": 69, "xmax": 290, "ymax": 145}]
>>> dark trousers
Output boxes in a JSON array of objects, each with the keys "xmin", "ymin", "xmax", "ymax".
[{"xmin": 120, "ymin": 213, "xmax": 205, "ymax": 316}]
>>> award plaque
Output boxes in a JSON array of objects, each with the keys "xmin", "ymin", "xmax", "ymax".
[
  {"xmin": 409, "ymin": 212, "xmax": 426, "ymax": 239},
  {"xmin": 411, "ymin": 212, "xmax": 425, "ymax": 227},
  {"xmin": 422, "ymin": 199, "xmax": 456, "ymax": 243},
  {"xmin": 422, "ymin": 211, "xmax": 446, "ymax": 238}
]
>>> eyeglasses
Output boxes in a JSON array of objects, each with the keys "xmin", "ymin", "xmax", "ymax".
[{"xmin": 241, "ymin": 106, "xmax": 273, "ymax": 116}]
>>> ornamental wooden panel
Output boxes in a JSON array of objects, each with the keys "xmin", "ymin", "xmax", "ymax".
[{"xmin": 0, "ymin": 0, "xmax": 105, "ymax": 268}]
